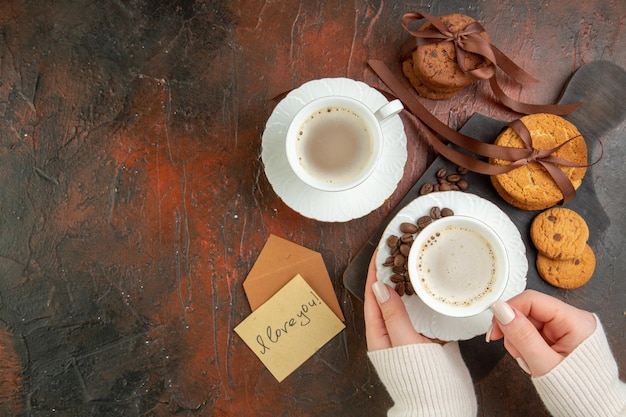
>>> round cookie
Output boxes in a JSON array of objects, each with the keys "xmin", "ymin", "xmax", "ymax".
[
  {"xmin": 490, "ymin": 175, "xmax": 549, "ymax": 211},
  {"xmin": 411, "ymin": 14, "xmax": 490, "ymax": 92},
  {"xmin": 402, "ymin": 58, "xmax": 460, "ymax": 100},
  {"xmin": 530, "ymin": 207, "xmax": 589, "ymax": 259},
  {"xmin": 490, "ymin": 113, "xmax": 587, "ymax": 210},
  {"xmin": 536, "ymin": 244, "xmax": 596, "ymax": 289}
]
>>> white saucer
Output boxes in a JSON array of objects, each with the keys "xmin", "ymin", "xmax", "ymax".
[
  {"xmin": 261, "ymin": 78, "xmax": 407, "ymax": 222},
  {"xmin": 375, "ymin": 191, "xmax": 528, "ymax": 341}
]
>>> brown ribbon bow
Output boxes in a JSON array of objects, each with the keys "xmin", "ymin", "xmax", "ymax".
[
  {"xmin": 368, "ymin": 59, "xmax": 597, "ymax": 204},
  {"xmin": 401, "ymin": 12, "xmax": 582, "ymax": 115}
]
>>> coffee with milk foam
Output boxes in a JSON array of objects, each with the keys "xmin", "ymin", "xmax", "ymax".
[
  {"xmin": 415, "ymin": 224, "xmax": 498, "ymax": 307},
  {"xmin": 295, "ymin": 106, "xmax": 373, "ymax": 186}
]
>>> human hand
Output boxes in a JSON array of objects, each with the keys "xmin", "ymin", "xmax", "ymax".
[
  {"xmin": 364, "ymin": 250, "xmax": 433, "ymax": 351},
  {"xmin": 487, "ymin": 290, "xmax": 597, "ymax": 377}
]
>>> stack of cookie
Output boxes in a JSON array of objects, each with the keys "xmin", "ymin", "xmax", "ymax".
[
  {"xmin": 530, "ymin": 208, "xmax": 596, "ymax": 289},
  {"xmin": 490, "ymin": 113, "xmax": 588, "ymax": 211},
  {"xmin": 402, "ymin": 14, "xmax": 490, "ymax": 100}
]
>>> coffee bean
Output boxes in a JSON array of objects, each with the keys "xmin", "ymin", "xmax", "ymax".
[
  {"xmin": 430, "ymin": 206, "xmax": 442, "ymax": 219},
  {"xmin": 400, "ymin": 233, "xmax": 414, "ymax": 244},
  {"xmin": 400, "ymin": 222, "xmax": 418, "ymax": 234},
  {"xmin": 390, "ymin": 274, "xmax": 404, "ymax": 283},
  {"xmin": 399, "ymin": 243, "xmax": 411, "ymax": 256},
  {"xmin": 383, "ymin": 256, "xmax": 394, "ymax": 267},
  {"xmin": 417, "ymin": 215, "xmax": 433, "ymax": 228},
  {"xmin": 392, "ymin": 266, "xmax": 405, "ymax": 274},
  {"xmin": 441, "ymin": 207, "xmax": 454, "ymax": 217},
  {"xmin": 420, "ymin": 182, "xmax": 434, "ymax": 195},
  {"xmin": 386, "ymin": 235, "xmax": 399, "ymax": 248},
  {"xmin": 457, "ymin": 179, "xmax": 470, "ymax": 191},
  {"xmin": 422, "ymin": 165, "xmax": 472, "ymax": 195},
  {"xmin": 393, "ymin": 254, "xmax": 406, "ymax": 268},
  {"xmin": 395, "ymin": 282, "xmax": 406, "ymax": 296},
  {"xmin": 405, "ymin": 281, "xmax": 415, "ymax": 296}
]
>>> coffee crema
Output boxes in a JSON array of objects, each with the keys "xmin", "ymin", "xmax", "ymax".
[
  {"xmin": 415, "ymin": 224, "xmax": 497, "ymax": 307},
  {"xmin": 295, "ymin": 106, "xmax": 373, "ymax": 186}
]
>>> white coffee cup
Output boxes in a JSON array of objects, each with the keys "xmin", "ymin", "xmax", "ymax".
[
  {"xmin": 285, "ymin": 96, "xmax": 403, "ymax": 192},
  {"xmin": 406, "ymin": 215, "xmax": 510, "ymax": 317}
]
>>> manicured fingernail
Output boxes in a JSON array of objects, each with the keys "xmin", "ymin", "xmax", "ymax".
[
  {"xmin": 516, "ymin": 357, "xmax": 531, "ymax": 374},
  {"xmin": 485, "ymin": 324, "xmax": 493, "ymax": 343},
  {"xmin": 491, "ymin": 299, "xmax": 515, "ymax": 325},
  {"xmin": 372, "ymin": 281, "xmax": 391, "ymax": 304}
]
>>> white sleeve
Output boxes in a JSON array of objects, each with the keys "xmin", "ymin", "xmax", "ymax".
[
  {"xmin": 368, "ymin": 342, "xmax": 477, "ymax": 417},
  {"xmin": 532, "ymin": 316, "xmax": 626, "ymax": 417}
]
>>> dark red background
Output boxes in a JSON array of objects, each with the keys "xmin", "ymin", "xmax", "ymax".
[{"xmin": 0, "ymin": 1, "xmax": 624, "ymax": 416}]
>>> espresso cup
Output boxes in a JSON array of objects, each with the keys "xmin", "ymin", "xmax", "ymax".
[
  {"xmin": 406, "ymin": 215, "xmax": 510, "ymax": 317},
  {"xmin": 285, "ymin": 96, "xmax": 403, "ymax": 192}
]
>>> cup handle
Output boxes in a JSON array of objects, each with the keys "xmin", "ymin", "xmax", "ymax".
[{"xmin": 374, "ymin": 99, "xmax": 403, "ymax": 123}]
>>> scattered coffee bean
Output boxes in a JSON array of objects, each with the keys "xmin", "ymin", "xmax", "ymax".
[
  {"xmin": 395, "ymin": 282, "xmax": 406, "ymax": 296},
  {"xmin": 419, "ymin": 182, "xmax": 434, "ymax": 195},
  {"xmin": 392, "ymin": 266, "xmax": 405, "ymax": 275},
  {"xmin": 390, "ymin": 274, "xmax": 404, "ymax": 283},
  {"xmin": 441, "ymin": 207, "xmax": 454, "ymax": 217},
  {"xmin": 400, "ymin": 222, "xmax": 418, "ymax": 234},
  {"xmin": 417, "ymin": 215, "xmax": 433, "ymax": 228},
  {"xmin": 457, "ymin": 179, "xmax": 470, "ymax": 191},
  {"xmin": 393, "ymin": 254, "xmax": 406, "ymax": 268},
  {"xmin": 400, "ymin": 233, "xmax": 414, "ymax": 244},
  {"xmin": 386, "ymin": 235, "xmax": 399, "ymax": 249},
  {"xmin": 430, "ymin": 206, "xmax": 442, "ymax": 219},
  {"xmin": 418, "ymin": 165, "xmax": 471, "ymax": 196}
]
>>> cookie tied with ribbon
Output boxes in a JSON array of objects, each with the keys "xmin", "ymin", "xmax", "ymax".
[
  {"xmin": 490, "ymin": 113, "xmax": 588, "ymax": 210},
  {"xmin": 402, "ymin": 13, "xmax": 492, "ymax": 100},
  {"xmin": 401, "ymin": 12, "xmax": 582, "ymax": 115}
]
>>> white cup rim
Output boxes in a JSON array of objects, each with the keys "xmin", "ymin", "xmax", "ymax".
[
  {"xmin": 285, "ymin": 96, "xmax": 389, "ymax": 192},
  {"xmin": 406, "ymin": 215, "xmax": 510, "ymax": 317}
]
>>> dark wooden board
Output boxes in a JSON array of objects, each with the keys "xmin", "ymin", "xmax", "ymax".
[{"xmin": 342, "ymin": 60, "xmax": 626, "ymax": 381}]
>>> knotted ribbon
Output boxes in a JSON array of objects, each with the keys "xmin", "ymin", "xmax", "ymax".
[{"xmin": 402, "ymin": 12, "xmax": 582, "ymax": 115}]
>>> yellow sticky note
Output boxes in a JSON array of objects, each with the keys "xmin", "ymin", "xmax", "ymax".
[{"xmin": 234, "ymin": 274, "xmax": 345, "ymax": 382}]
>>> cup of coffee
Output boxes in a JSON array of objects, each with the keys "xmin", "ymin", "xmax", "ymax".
[
  {"xmin": 406, "ymin": 215, "xmax": 509, "ymax": 317},
  {"xmin": 285, "ymin": 96, "xmax": 403, "ymax": 192}
]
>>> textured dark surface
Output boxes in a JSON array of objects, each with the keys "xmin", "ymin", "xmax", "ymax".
[{"xmin": 0, "ymin": 1, "xmax": 624, "ymax": 416}]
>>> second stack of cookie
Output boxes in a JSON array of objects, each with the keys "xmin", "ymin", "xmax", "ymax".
[
  {"xmin": 530, "ymin": 207, "xmax": 596, "ymax": 289},
  {"xmin": 402, "ymin": 14, "xmax": 490, "ymax": 100}
]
